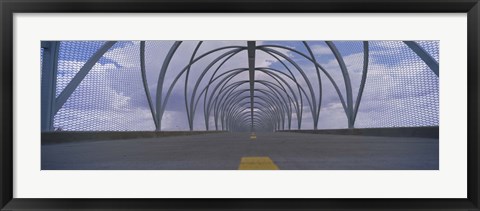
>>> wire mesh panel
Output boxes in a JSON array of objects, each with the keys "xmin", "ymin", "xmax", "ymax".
[
  {"xmin": 356, "ymin": 41, "xmax": 439, "ymax": 128},
  {"xmin": 53, "ymin": 41, "xmax": 155, "ymax": 131},
  {"xmin": 55, "ymin": 41, "xmax": 106, "ymax": 97}
]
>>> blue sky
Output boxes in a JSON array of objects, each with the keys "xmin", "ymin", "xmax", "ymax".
[{"xmin": 45, "ymin": 40, "xmax": 439, "ymax": 131}]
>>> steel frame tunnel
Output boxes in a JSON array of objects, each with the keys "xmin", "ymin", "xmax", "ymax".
[{"xmin": 41, "ymin": 40, "xmax": 439, "ymax": 132}]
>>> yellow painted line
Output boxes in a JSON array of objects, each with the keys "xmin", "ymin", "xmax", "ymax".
[
  {"xmin": 250, "ymin": 133, "xmax": 256, "ymax": 139},
  {"xmin": 238, "ymin": 156, "xmax": 279, "ymax": 170}
]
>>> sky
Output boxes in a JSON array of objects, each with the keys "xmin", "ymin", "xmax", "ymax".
[{"xmin": 43, "ymin": 40, "xmax": 439, "ymax": 131}]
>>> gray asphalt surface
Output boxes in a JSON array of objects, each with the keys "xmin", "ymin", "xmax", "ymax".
[{"xmin": 41, "ymin": 132, "xmax": 439, "ymax": 170}]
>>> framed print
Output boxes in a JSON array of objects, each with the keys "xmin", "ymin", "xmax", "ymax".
[{"xmin": 1, "ymin": 0, "xmax": 479, "ymax": 210}]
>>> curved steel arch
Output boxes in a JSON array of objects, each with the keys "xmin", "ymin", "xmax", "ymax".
[
  {"xmin": 235, "ymin": 113, "xmax": 277, "ymax": 131},
  {"xmin": 218, "ymin": 81, "xmax": 291, "ymax": 127},
  {"xmin": 303, "ymin": 41, "xmax": 323, "ymax": 130},
  {"xmin": 184, "ymin": 41, "xmax": 203, "ymax": 130},
  {"xmin": 216, "ymin": 87, "xmax": 288, "ymax": 130},
  {"xmin": 224, "ymin": 95, "xmax": 284, "ymax": 131},
  {"xmin": 140, "ymin": 41, "xmax": 158, "ymax": 129},
  {"xmin": 198, "ymin": 68, "xmax": 293, "ymax": 130},
  {"xmin": 218, "ymin": 82, "xmax": 293, "ymax": 125},
  {"xmin": 225, "ymin": 101, "xmax": 278, "ymax": 130},
  {"xmin": 228, "ymin": 106, "xmax": 278, "ymax": 132},
  {"xmin": 223, "ymin": 97, "xmax": 279, "ymax": 127},
  {"xmin": 195, "ymin": 67, "xmax": 311, "ymax": 130}
]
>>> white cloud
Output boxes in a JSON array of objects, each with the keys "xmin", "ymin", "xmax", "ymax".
[{"xmin": 310, "ymin": 44, "xmax": 333, "ymax": 56}]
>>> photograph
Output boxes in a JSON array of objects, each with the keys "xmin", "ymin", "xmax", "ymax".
[{"xmin": 40, "ymin": 40, "xmax": 439, "ymax": 170}]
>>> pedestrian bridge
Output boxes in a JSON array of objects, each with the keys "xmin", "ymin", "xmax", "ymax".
[{"xmin": 40, "ymin": 40, "xmax": 439, "ymax": 170}]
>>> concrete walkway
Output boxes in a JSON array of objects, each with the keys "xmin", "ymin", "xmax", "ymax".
[{"xmin": 41, "ymin": 132, "xmax": 439, "ymax": 170}]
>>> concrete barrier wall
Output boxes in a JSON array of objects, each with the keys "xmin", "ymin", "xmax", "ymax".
[
  {"xmin": 278, "ymin": 126, "xmax": 439, "ymax": 138},
  {"xmin": 42, "ymin": 131, "xmax": 224, "ymax": 145}
]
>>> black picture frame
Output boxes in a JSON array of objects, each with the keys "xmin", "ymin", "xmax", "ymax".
[{"xmin": 1, "ymin": 0, "xmax": 479, "ymax": 210}]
